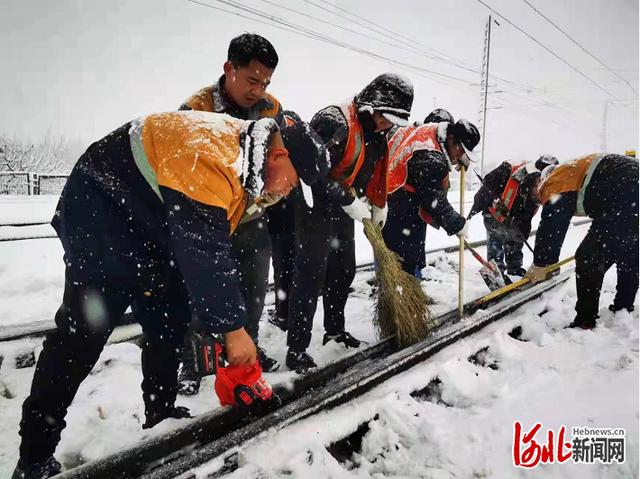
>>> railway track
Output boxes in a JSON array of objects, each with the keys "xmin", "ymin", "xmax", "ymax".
[
  {"xmin": 55, "ymin": 264, "xmax": 574, "ymax": 479},
  {"xmin": 0, "ymin": 219, "xmax": 590, "ymax": 343}
]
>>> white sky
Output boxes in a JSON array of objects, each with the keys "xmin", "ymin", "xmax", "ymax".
[{"xmin": 1, "ymin": 0, "xmax": 638, "ymax": 170}]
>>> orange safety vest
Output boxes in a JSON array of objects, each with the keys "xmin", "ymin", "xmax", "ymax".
[
  {"xmin": 329, "ymin": 102, "xmax": 388, "ymax": 207},
  {"xmin": 386, "ymin": 123, "xmax": 450, "ymax": 225},
  {"xmin": 488, "ymin": 163, "xmax": 526, "ymax": 223}
]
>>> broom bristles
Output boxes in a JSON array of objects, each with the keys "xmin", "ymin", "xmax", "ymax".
[{"xmin": 363, "ymin": 218, "xmax": 435, "ymax": 348}]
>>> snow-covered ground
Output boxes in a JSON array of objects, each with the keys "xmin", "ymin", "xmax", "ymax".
[
  {"xmin": 0, "ymin": 193, "xmax": 479, "ymax": 328},
  {"xmin": 0, "ymin": 196, "xmax": 637, "ymax": 478}
]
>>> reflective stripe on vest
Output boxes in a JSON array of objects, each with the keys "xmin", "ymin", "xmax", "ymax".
[
  {"xmin": 576, "ymin": 153, "xmax": 604, "ymax": 216},
  {"xmin": 488, "ymin": 163, "xmax": 525, "ymax": 223},
  {"xmin": 386, "ymin": 124, "xmax": 449, "ymax": 225},
  {"xmin": 386, "ymin": 124, "xmax": 442, "ymax": 194},
  {"xmin": 329, "ymin": 102, "xmax": 366, "ymax": 187}
]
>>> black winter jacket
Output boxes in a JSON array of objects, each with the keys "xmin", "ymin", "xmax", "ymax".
[
  {"xmin": 469, "ymin": 162, "xmax": 539, "ymax": 239},
  {"xmin": 309, "ymin": 104, "xmax": 388, "ymax": 206},
  {"xmin": 534, "ymin": 154, "xmax": 639, "ymax": 265},
  {"xmin": 405, "ymin": 149, "xmax": 464, "ymax": 235}
]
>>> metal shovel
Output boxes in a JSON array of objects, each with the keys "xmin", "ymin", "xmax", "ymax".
[{"xmin": 463, "ymin": 239, "xmax": 506, "ymax": 291}]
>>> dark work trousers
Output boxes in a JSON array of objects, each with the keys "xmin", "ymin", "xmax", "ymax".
[
  {"xmin": 483, "ymin": 215, "xmax": 524, "ymax": 273},
  {"xmin": 268, "ymin": 197, "xmax": 296, "ymax": 321},
  {"xmin": 18, "ymin": 126, "xmax": 192, "ymax": 463},
  {"xmin": 575, "ymin": 218, "xmax": 639, "ymax": 322},
  {"xmin": 180, "ymin": 215, "xmax": 271, "ymax": 376},
  {"xmin": 382, "ymin": 188, "xmax": 426, "ymax": 278},
  {"xmin": 231, "ymin": 215, "xmax": 271, "ymax": 342},
  {"xmin": 286, "ymin": 188, "xmax": 356, "ymax": 352}
]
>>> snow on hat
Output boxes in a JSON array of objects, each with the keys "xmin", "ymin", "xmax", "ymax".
[
  {"xmin": 424, "ymin": 108, "xmax": 454, "ymax": 124},
  {"xmin": 356, "ymin": 73, "xmax": 414, "ymax": 126},
  {"xmin": 241, "ymin": 117, "xmax": 279, "ymax": 197},
  {"xmin": 540, "ymin": 164, "xmax": 558, "ymax": 183},
  {"xmin": 281, "ymin": 121, "xmax": 329, "ymax": 186},
  {"xmin": 535, "ymin": 154, "xmax": 559, "ymax": 171}
]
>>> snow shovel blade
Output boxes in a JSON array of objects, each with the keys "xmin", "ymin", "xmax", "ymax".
[{"xmin": 478, "ymin": 259, "xmax": 506, "ymax": 291}]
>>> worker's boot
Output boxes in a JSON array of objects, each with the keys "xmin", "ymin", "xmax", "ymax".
[
  {"xmin": 286, "ymin": 350, "xmax": 317, "ymax": 373},
  {"xmin": 12, "ymin": 457, "xmax": 62, "ymax": 479}
]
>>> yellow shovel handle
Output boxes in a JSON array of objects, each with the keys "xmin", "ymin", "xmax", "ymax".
[{"xmin": 476, "ymin": 256, "xmax": 575, "ymax": 304}]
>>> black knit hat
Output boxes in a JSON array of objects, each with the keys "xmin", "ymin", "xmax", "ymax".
[
  {"xmin": 425, "ymin": 108, "xmax": 454, "ymax": 124},
  {"xmin": 355, "ymin": 73, "xmax": 414, "ymax": 126},
  {"xmin": 281, "ymin": 122, "xmax": 329, "ymax": 186}
]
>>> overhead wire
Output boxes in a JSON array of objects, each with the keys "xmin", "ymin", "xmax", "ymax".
[
  {"xmin": 306, "ymin": 0, "xmax": 482, "ymax": 74},
  {"xmin": 521, "ymin": 0, "xmax": 637, "ymax": 94},
  {"xmin": 189, "ymin": 0, "xmax": 628, "ymax": 134},
  {"xmin": 473, "ymin": 0, "xmax": 619, "ymax": 99},
  {"xmin": 189, "ymin": 0, "xmax": 480, "ymax": 87},
  {"xmin": 309, "ymin": 0, "xmax": 556, "ymax": 96},
  {"xmin": 259, "ymin": 0, "xmax": 475, "ymax": 73}
]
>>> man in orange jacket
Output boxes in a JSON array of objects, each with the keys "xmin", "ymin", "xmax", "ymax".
[
  {"xmin": 177, "ymin": 34, "xmax": 286, "ymax": 394},
  {"xmin": 12, "ymin": 110, "xmax": 326, "ymax": 478},
  {"xmin": 526, "ymin": 154, "xmax": 638, "ymax": 329}
]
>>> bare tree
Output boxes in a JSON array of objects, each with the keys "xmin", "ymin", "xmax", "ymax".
[{"xmin": 0, "ymin": 134, "xmax": 81, "ymax": 173}]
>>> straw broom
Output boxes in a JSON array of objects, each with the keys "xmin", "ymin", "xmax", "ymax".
[{"xmin": 362, "ymin": 217, "xmax": 435, "ymax": 348}]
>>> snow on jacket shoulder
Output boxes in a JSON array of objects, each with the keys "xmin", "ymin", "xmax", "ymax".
[{"xmin": 130, "ymin": 111, "xmax": 250, "ymax": 232}]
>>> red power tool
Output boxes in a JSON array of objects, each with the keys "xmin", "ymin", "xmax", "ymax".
[
  {"xmin": 188, "ymin": 332, "xmax": 277, "ymax": 410},
  {"xmin": 213, "ymin": 342, "xmax": 274, "ymax": 408}
]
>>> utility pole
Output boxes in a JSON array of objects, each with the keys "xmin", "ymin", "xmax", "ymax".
[
  {"xmin": 601, "ymin": 101, "xmax": 608, "ymax": 151},
  {"xmin": 478, "ymin": 15, "xmax": 493, "ymax": 176}
]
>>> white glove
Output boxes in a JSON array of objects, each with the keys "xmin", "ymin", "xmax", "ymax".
[
  {"xmin": 342, "ymin": 197, "xmax": 371, "ymax": 222},
  {"xmin": 455, "ymin": 219, "xmax": 469, "ymax": 238},
  {"xmin": 525, "ymin": 264, "xmax": 549, "ymax": 284},
  {"xmin": 371, "ymin": 204, "xmax": 388, "ymax": 228}
]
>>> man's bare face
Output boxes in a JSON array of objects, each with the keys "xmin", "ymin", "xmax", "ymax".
[
  {"xmin": 371, "ymin": 112, "xmax": 394, "ymax": 132},
  {"xmin": 445, "ymin": 135, "xmax": 465, "ymax": 164},
  {"xmin": 223, "ymin": 59, "xmax": 274, "ymax": 109}
]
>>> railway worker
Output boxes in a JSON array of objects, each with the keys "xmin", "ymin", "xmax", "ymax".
[
  {"xmin": 526, "ymin": 154, "xmax": 639, "ymax": 329},
  {"xmin": 267, "ymin": 110, "xmax": 303, "ymax": 332},
  {"xmin": 467, "ymin": 158, "xmax": 554, "ymax": 279},
  {"xmin": 284, "ymin": 73, "xmax": 414, "ymax": 373},
  {"xmin": 381, "ymin": 115, "xmax": 481, "ymax": 277},
  {"xmin": 13, "ymin": 109, "xmax": 327, "ymax": 479},
  {"xmin": 177, "ymin": 33, "xmax": 286, "ymax": 395},
  {"xmin": 381, "ymin": 108, "xmax": 455, "ymax": 278}
]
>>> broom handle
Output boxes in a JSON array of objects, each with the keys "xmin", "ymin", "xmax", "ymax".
[{"xmin": 458, "ymin": 166, "xmax": 465, "ymax": 319}]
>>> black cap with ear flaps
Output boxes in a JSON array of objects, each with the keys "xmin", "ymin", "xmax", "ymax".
[{"xmin": 450, "ymin": 119, "xmax": 480, "ymax": 152}]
